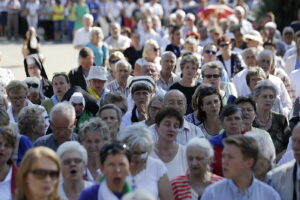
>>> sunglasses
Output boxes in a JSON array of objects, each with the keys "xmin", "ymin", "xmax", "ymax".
[
  {"xmin": 204, "ymin": 49, "xmax": 217, "ymax": 55},
  {"xmin": 219, "ymin": 43, "xmax": 229, "ymax": 47},
  {"xmin": 29, "ymin": 169, "xmax": 59, "ymax": 180},
  {"xmin": 110, "ymin": 59, "xmax": 120, "ymax": 64},
  {"xmin": 62, "ymin": 158, "xmax": 83, "ymax": 165},
  {"xmin": 100, "ymin": 142, "xmax": 129, "ymax": 154},
  {"xmin": 27, "ymin": 83, "xmax": 39, "ymax": 88},
  {"xmin": 204, "ymin": 74, "xmax": 220, "ymax": 79}
]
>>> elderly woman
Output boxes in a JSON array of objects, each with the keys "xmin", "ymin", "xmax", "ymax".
[
  {"xmin": 97, "ymin": 104, "xmax": 122, "ymax": 141},
  {"xmin": 210, "ymin": 104, "xmax": 244, "ymax": 176},
  {"xmin": 171, "ymin": 137, "xmax": 223, "ymax": 199},
  {"xmin": 16, "ymin": 146, "xmax": 61, "ymax": 200},
  {"xmin": 86, "ymin": 27, "xmax": 109, "ymax": 66},
  {"xmin": 24, "ymin": 77, "xmax": 46, "ymax": 105},
  {"xmin": 42, "ymin": 73, "xmax": 70, "ymax": 114},
  {"xmin": 165, "ymin": 26, "xmax": 182, "ymax": 58},
  {"xmin": 252, "ymin": 80, "xmax": 291, "ymax": 156},
  {"xmin": 143, "ymin": 95, "xmax": 164, "ymax": 126},
  {"xmin": 79, "ymin": 142, "xmax": 132, "ymax": 199},
  {"xmin": 150, "ymin": 107, "xmax": 187, "ymax": 179},
  {"xmin": 202, "ymin": 61, "xmax": 237, "ymax": 105},
  {"xmin": 120, "ymin": 124, "xmax": 174, "ymax": 200},
  {"xmin": 107, "ymin": 51, "xmax": 126, "ymax": 82},
  {"xmin": 134, "ymin": 39, "xmax": 161, "ymax": 76},
  {"xmin": 0, "ymin": 127, "xmax": 18, "ymax": 200},
  {"xmin": 57, "ymin": 141, "xmax": 93, "ymax": 200},
  {"xmin": 170, "ymin": 53, "xmax": 201, "ymax": 114},
  {"xmin": 78, "ymin": 117, "xmax": 111, "ymax": 182}
]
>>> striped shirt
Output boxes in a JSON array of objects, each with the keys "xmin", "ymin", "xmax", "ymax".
[
  {"xmin": 106, "ymin": 79, "xmax": 130, "ymax": 97},
  {"xmin": 171, "ymin": 173, "xmax": 223, "ymax": 200}
]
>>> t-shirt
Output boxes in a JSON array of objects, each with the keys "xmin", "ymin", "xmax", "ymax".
[
  {"xmin": 86, "ymin": 42, "xmax": 109, "ymax": 66},
  {"xmin": 0, "ymin": 167, "xmax": 12, "ymax": 200}
]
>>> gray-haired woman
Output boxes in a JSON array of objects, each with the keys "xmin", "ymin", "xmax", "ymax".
[
  {"xmin": 78, "ymin": 117, "xmax": 111, "ymax": 182},
  {"xmin": 57, "ymin": 141, "xmax": 93, "ymax": 200},
  {"xmin": 120, "ymin": 123, "xmax": 174, "ymax": 200},
  {"xmin": 252, "ymin": 80, "xmax": 291, "ymax": 157}
]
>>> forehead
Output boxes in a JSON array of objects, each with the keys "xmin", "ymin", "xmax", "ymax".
[
  {"xmin": 53, "ymin": 75, "xmax": 67, "ymax": 82},
  {"xmin": 162, "ymin": 54, "xmax": 175, "ymax": 60},
  {"xmin": 165, "ymin": 92, "xmax": 184, "ymax": 101},
  {"xmin": 61, "ymin": 150, "xmax": 81, "ymax": 159},
  {"xmin": 101, "ymin": 108, "xmax": 117, "ymax": 116},
  {"xmin": 103, "ymin": 153, "xmax": 129, "ymax": 164},
  {"xmin": 223, "ymin": 143, "xmax": 242, "ymax": 155},
  {"xmin": 204, "ymin": 68, "xmax": 220, "ymax": 74}
]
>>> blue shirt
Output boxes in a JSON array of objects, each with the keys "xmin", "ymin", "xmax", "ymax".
[
  {"xmin": 201, "ymin": 177, "xmax": 281, "ymax": 200},
  {"xmin": 33, "ymin": 133, "xmax": 78, "ymax": 151},
  {"xmin": 86, "ymin": 42, "xmax": 109, "ymax": 66}
]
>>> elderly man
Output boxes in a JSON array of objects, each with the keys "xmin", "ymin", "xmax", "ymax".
[
  {"xmin": 106, "ymin": 60, "xmax": 131, "ymax": 97},
  {"xmin": 68, "ymin": 47, "xmax": 95, "ymax": 91},
  {"xmin": 267, "ymin": 123, "xmax": 300, "ymax": 200},
  {"xmin": 33, "ymin": 102, "xmax": 77, "ymax": 150},
  {"xmin": 149, "ymin": 89, "xmax": 205, "ymax": 145},
  {"xmin": 73, "ymin": 14, "xmax": 94, "ymax": 50},
  {"xmin": 157, "ymin": 51, "xmax": 180, "ymax": 91},
  {"xmin": 105, "ymin": 23, "xmax": 131, "ymax": 53}
]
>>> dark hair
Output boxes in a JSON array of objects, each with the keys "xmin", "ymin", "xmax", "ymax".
[
  {"xmin": 99, "ymin": 142, "xmax": 131, "ymax": 165},
  {"xmin": 100, "ymin": 92, "xmax": 128, "ymax": 114},
  {"xmin": 234, "ymin": 97, "xmax": 256, "ymax": 112},
  {"xmin": 131, "ymin": 83, "xmax": 152, "ymax": 95},
  {"xmin": 197, "ymin": 86, "xmax": 223, "ymax": 123},
  {"xmin": 223, "ymin": 135, "xmax": 259, "ymax": 168},
  {"xmin": 79, "ymin": 47, "xmax": 94, "ymax": 58},
  {"xmin": 155, "ymin": 107, "xmax": 184, "ymax": 128},
  {"xmin": 219, "ymin": 104, "xmax": 243, "ymax": 122},
  {"xmin": 0, "ymin": 127, "xmax": 16, "ymax": 150},
  {"xmin": 52, "ymin": 72, "xmax": 70, "ymax": 84}
]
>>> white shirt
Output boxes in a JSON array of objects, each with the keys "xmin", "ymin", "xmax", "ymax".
[
  {"xmin": 290, "ymin": 68, "xmax": 300, "ymax": 98},
  {"xmin": 73, "ymin": 27, "xmax": 92, "ymax": 47},
  {"xmin": 144, "ymin": 2, "xmax": 163, "ymax": 18},
  {"xmin": 232, "ymin": 68, "xmax": 251, "ymax": 97},
  {"xmin": 0, "ymin": 167, "xmax": 12, "ymax": 200},
  {"xmin": 58, "ymin": 180, "xmax": 93, "ymax": 200},
  {"xmin": 139, "ymin": 29, "xmax": 161, "ymax": 47},
  {"xmin": 105, "ymin": 35, "xmax": 131, "ymax": 52}
]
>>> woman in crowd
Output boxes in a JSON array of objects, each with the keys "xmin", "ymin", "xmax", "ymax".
[
  {"xmin": 97, "ymin": 104, "xmax": 123, "ymax": 141},
  {"xmin": 165, "ymin": 26, "xmax": 182, "ymax": 58},
  {"xmin": 86, "ymin": 27, "xmax": 109, "ymax": 66},
  {"xmin": 134, "ymin": 39, "xmax": 161, "ymax": 76},
  {"xmin": 24, "ymin": 77, "xmax": 47, "ymax": 105},
  {"xmin": 16, "ymin": 146, "xmax": 61, "ymax": 200},
  {"xmin": 210, "ymin": 104, "xmax": 244, "ymax": 176},
  {"xmin": 170, "ymin": 53, "xmax": 201, "ymax": 114},
  {"xmin": 57, "ymin": 141, "xmax": 93, "ymax": 200},
  {"xmin": 121, "ymin": 124, "xmax": 174, "ymax": 200},
  {"xmin": 143, "ymin": 95, "xmax": 164, "ymax": 127},
  {"xmin": 78, "ymin": 117, "xmax": 111, "ymax": 182},
  {"xmin": 284, "ymin": 30, "xmax": 300, "ymax": 74},
  {"xmin": 100, "ymin": 92, "xmax": 128, "ymax": 115},
  {"xmin": 22, "ymin": 27, "xmax": 41, "ymax": 57},
  {"xmin": 24, "ymin": 54, "xmax": 53, "ymax": 98},
  {"xmin": 201, "ymin": 61, "xmax": 237, "ymax": 105},
  {"xmin": 79, "ymin": 142, "xmax": 132, "ymax": 200},
  {"xmin": 107, "ymin": 51, "xmax": 126, "ymax": 82},
  {"xmin": 74, "ymin": 0, "xmax": 89, "ymax": 30},
  {"xmin": 171, "ymin": 137, "xmax": 223, "ymax": 199},
  {"xmin": 0, "ymin": 127, "xmax": 18, "ymax": 200},
  {"xmin": 150, "ymin": 107, "xmax": 188, "ymax": 179},
  {"xmin": 42, "ymin": 73, "xmax": 70, "ymax": 114},
  {"xmin": 252, "ymin": 80, "xmax": 291, "ymax": 156}
]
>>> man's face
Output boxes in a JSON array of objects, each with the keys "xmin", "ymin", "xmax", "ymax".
[
  {"xmin": 161, "ymin": 54, "xmax": 176, "ymax": 74},
  {"xmin": 80, "ymin": 56, "xmax": 94, "ymax": 70},
  {"xmin": 51, "ymin": 112, "xmax": 75, "ymax": 145},
  {"xmin": 83, "ymin": 18, "xmax": 92, "ymax": 28},
  {"xmin": 116, "ymin": 64, "xmax": 130, "ymax": 84},
  {"xmin": 164, "ymin": 92, "xmax": 186, "ymax": 115},
  {"xmin": 141, "ymin": 64, "xmax": 159, "ymax": 81},
  {"xmin": 111, "ymin": 25, "xmax": 120, "ymax": 38},
  {"xmin": 292, "ymin": 126, "xmax": 300, "ymax": 162},
  {"xmin": 244, "ymin": 52, "xmax": 256, "ymax": 67},
  {"xmin": 257, "ymin": 56, "xmax": 272, "ymax": 74}
]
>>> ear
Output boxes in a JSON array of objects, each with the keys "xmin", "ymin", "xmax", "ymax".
[{"xmin": 246, "ymin": 157, "xmax": 255, "ymax": 169}]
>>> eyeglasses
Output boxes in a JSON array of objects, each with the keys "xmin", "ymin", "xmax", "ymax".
[
  {"xmin": 110, "ymin": 59, "xmax": 120, "ymax": 64},
  {"xmin": 153, "ymin": 47, "xmax": 160, "ymax": 52},
  {"xmin": 204, "ymin": 49, "xmax": 217, "ymax": 55},
  {"xmin": 27, "ymin": 83, "xmax": 39, "ymax": 88},
  {"xmin": 204, "ymin": 74, "xmax": 220, "ymax": 79},
  {"xmin": 100, "ymin": 142, "xmax": 129, "ymax": 155},
  {"xmin": 29, "ymin": 169, "xmax": 59, "ymax": 180},
  {"xmin": 50, "ymin": 123, "xmax": 74, "ymax": 132},
  {"xmin": 8, "ymin": 96, "xmax": 27, "ymax": 102},
  {"xmin": 62, "ymin": 158, "xmax": 83, "ymax": 165},
  {"xmin": 219, "ymin": 43, "xmax": 229, "ymax": 47}
]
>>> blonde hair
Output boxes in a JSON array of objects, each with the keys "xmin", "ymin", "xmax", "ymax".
[
  {"xmin": 90, "ymin": 27, "xmax": 104, "ymax": 41},
  {"xmin": 16, "ymin": 147, "xmax": 61, "ymax": 200},
  {"xmin": 143, "ymin": 39, "xmax": 159, "ymax": 59}
]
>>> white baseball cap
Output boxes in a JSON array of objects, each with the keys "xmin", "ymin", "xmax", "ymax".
[{"xmin": 86, "ymin": 66, "xmax": 108, "ymax": 81}]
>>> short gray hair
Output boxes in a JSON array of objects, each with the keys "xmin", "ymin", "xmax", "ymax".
[
  {"xmin": 78, "ymin": 117, "xmax": 110, "ymax": 143},
  {"xmin": 241, "ymin": 47, "xmax": 258, "ymax": 61},
  {"xmin": 90, "ymin": 27, "xmax": 104, "ymax": 41},
  {"xmin": 161, "ymin": 51, "xmax": 176, "ymax": 60},
  {"xmin": 83, "ymin": 13, "xmax": 93, "ymax": 22},
  {"xmin": 253, "ymin": 80, "xmax": 277, "ymax": 98},
  {"xmin": 18, "ymin": 105, "xmax": 45, "ymax": 135},
  {"xmin": 97, "ymin": 104, "xmax": 123, "ymax": 123},
  {"xmin": 57, "ymin": 141, "xmax": 88, "ymax": 165},
  {"xmin": 186, "ymin": 137, "xmax": 214, "ymax": 159},
  {"xmin": 120, "ymin": 124, "xmax": 154, "ymax": 154},
  {"xmin": 256, "ymin": 49, "xmax": 274, "ymax": 63},
  {"xmin": 201, "ymin": 61, "xmax": 223, "ymax": 77},
  {"xmin": 163, "ymin": 89, "xmax": 187, "ymax": 105},
  {"xmin": 115, "ymin": 60, "xmax": 132, "ymax": 73},
  {"xmin": 50, "ymin": 102, "xmax": 76, "ymax": 121}
]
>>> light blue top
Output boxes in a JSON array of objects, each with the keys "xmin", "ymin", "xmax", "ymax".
[
  {"xmin": 201, "ymin": 177, "xmax": 281, "ymax": 200},
  {"xmin": 86, "ymin": 42, "xmax": 109, "ymax": 66}
]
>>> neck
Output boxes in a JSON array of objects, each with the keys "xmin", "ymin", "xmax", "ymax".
[
  {"xmin": 118, "ymin": 81, "xmax": 126, "ymax": 88},
  {"xmin": 243, "ymin": 123, "xmax": 252, "ymax": 132},
  {"xmin": 87, "ymin": 155, "xmax": 100, "ymax": 171},
  {"xmin": 189, "ymin": 170, "xmax": 210, "ymax": 183},
  {"xmin": 233, "ymin": 172, "xmax": 253, "ymax": 190},
  {"xmin": 63, "ymin": 179, "xmax": 85, "ymax": 192},
  {"xmin": 222, "ymin": 52, "xmax": 231, "ymax": 59},
  {"xmin": 0, "ymin": 163, "xmax": 10, "ymax": 181},
  {"xmin": 180, "ymin": 78, "xmax": 195, "ymax": 86},
  {"xmin": 256, "ymin": 108, "xmax": 270, "ymax": 120},
  {"xmin": 56, "ymin": 94, "xmax": 63, "ymax": 101},
  {"xmin": 130, "ymin": 161, "xmax": 146, "ymax": 176},
  {"xmin": 160, "ymin": 71, "xmax": 172, "ymax": 80},
  {"xmin": 156, "ymin": 138, "xmax": 177, "ymax": 150}
]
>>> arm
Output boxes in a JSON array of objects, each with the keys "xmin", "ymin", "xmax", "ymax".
[{"xmin": 158, "ymin": 173, "xmax": 175, "ymax": 200}]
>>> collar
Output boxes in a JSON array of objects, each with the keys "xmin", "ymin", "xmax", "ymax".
[
  {"xmin": 228, "ymin": 176, "xmax": 257, "ymax": 196},
  {"xmin": 182, "ymin": 119, "xmax": 191, "ymax": 131}
]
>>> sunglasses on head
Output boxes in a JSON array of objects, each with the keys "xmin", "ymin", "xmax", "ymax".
[
  {"xmin": 100, "ymin": 142, "xmax": 129, "ymax": 154},
  {"xmin": 204, "ymin": 49, "xmax": 217, "ymax": 55},
  {"xmin": 27, "ymin": 83, "xmax": 39, "ymax": 88},
  {"xmin": 29, "ymin": 169, "xmax": 59, "ymax": 180}
]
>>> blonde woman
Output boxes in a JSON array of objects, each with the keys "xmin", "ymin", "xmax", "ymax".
[
  {"xmin": 86, "ymin": 27, "xmax": 109, "ymax": 66},
  {"xmin": 134, "ymin": 39, "xmax": 161, "ymax": 76}
]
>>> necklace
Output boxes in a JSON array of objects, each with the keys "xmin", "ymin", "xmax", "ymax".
[{"xmin": 255, "ymin": 112, "xmax": 272, "ymax": 128}]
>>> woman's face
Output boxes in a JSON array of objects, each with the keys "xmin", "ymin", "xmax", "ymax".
[
  {"xmin": 148, "ymin": 44, "xmax": 160, "ymax": 59},
  {"xmin": 186, "ymin": 146, "xmax": 210, "ymax": 176},
  {"xmin": 148, "ymin": 99, "xmax": 163, "ymax": 122},
  {"xmin": 200, "ymin": 94, "xmax": 221, "ymax": 116},
  {"xmin": 172, "ymin": 30, "xmax": 182, "ymax": 44},
  {"xmin": 203, "ymin": 68, "xmax": 221, "ymax": 88},
  {"xmin": 132, "ymin": 90, "xmax": 151, "ymax": 110},
  {"xmin": 81, "ymin": 132, "xmax": 106, "ymax": 158},
  {"xmin": 222, "ymin": 112, "xmax": 243, "ymax": 136},
  {"xmin": 257, "ymin": 56, "xmax": 272, "ymax": 73},
  {"xmin": 156, "ymin": 116, "xmax": 180, "ymax": 143},
  {"xmin": 0, "ymin": 135, "xmax": 14, "ymax": 164},
  {"xmin": 7, "ymin": 90, "xmax": 27, "ymax": 112},
  {"xmin": 34, "ymin": 118, "xmax": 47, "ymax": 137},
  {"xmin": 61, "ymin": 151, "xmax": 85, "ymax": 181},
  {"xmin": 182, "ymin": 62, "xmax": 197, "ymax": 80},
  {"xmin": 131, "ymin": 145, "xmax": 148, "ymax": 168},
  {"xmin": 91, "ymin": 33, "xmax": 102, "ymax": 44},
  {"xmin": 248, "ymin": 75, "xmax": 264, "ymax": 92},
  {"xmin": 26, "ymin": 157, "xmax": 59, "ymax": 199},
  {"xmin": 52, "ymin": 75, "xmax": 70, "ymax": 98},
  {"xmin": 28, "ymin": 63, "xmax": 41, "ymax": 78},
  {"xmin": 255, "ymin": 89, "xmax": 276, "ymax": 110},
  {"xmin": 100, "ymin": 109, "xmax": 120, "ymax": 135},
  {"xmin": 244, "ymin": 52, "xmax": 256, "ymax": 67},
  {"xmin": 238, "ymin": 102, "xmax": 256, "ymax": 126}
]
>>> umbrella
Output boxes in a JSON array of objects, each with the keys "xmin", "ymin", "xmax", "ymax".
[{"xmin": 201, "ymin": 4, "xmax": 234, "ymax": 20}]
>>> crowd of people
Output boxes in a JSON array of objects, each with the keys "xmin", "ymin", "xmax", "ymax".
[{"xmin": 1, "ymin": 0, "xmax": 300, "ymax": 199}]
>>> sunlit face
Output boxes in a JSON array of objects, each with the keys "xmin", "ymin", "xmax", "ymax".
[
  {"xmin": 141, "ymin": 64, "xmax": 159, "ymax": 81},
  {"xmin": 28, "ymin": 63, "xmax": 41, "ymax": 78},
  {"xmin": 51, "ymin": 112, "xmax": 75, "ymax": 145},
  {"xmin": 26, "ymin": 157, "xmax": 59, "ymax": 200},
  {"xmin": 156, "ymin": 116, "xmax": 180, "ymax": 143},
  {"xmin": 248, "ymin": 75, "xmax": 264, "ymax": 92},
  {"xmin": 222, "ymin": 112, "xmax": 243, "ymax": 136},
  {"xmin": 81, "ymin": 131, "xmax": 107, "ymax": 158},
  {"xmin": 203, "ymin": 46, "xmax": 217, "ymax": 63},
  {"xmin": 61, "ymin": 151, "xmax": 85, "ymax": 181},
  {"xmin": 187, "ymin": 145, "xmax": 210, "ymax": 176},
  {"xmin": 90, "ymin": 79, "xmax": 106, "ymax": 94},
  {"xmin": 238, "ymin": 102, "xmax": 256, "ymax": 126},
  {"xmin": 257, "ymin": 56, "xmax": 272, "ymax": 73},
  {"xmin": 8, "ymin": 90, "xmax": 27, "ymax": 112},
  {"xmin": 52, "ymin": 75, "xmax": 70, "ymax": 98},
  {"xmin": 203, "ymin": 68, "xmax": 221, "ymax": 88},
  {"xmin": 200, "ymin": 94, "xmax": 221, "ymax": 116},
  {"xmin": 164, "ymin": 92, "xmax": 186, "ymax": 115},
  {"xmin": 182, "ymin": 62, "xmax": 197, "ymax": 80},
  {"xmin": 0, "ymin": 134, "xmax": 14, "ymax": 164},
  {"xmin": 244, "ymin": 52, "xmax": 256, "ymax": 67},
  {"xmin": 80, "ymin": 56, "xmax": 94, "ymax": 70},
  {"xmin": 255, "ymin": 89, "xmax": 276, "ymax": 110},
  {"xmin": 161, "ymin": 54, "xmax": 176, "ymax": 73},
  {"xmin": 91, "ymin": 33, "xmax": 102, "ymax": 44},
  {"xmin": 100, "ymin": 109, "xmax": 120, "ymax": 136},
  {"xmin": 115, "ymin": 64, "xmax": 130, "ymax": 84}
]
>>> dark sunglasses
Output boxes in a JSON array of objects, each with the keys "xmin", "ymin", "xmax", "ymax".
[
  {"xmin": 204, "ymin": 49, "xmax": 217, "ymax": 55},
  {"xmin": 27, "ymin": 83, "xmax": 39, "ymax": 88},
  {"xmin": 219, "ymin": 43, "xmax": 229, "ymax": 47},
  {"xmin": 29, "ymin": 169, "xmax": 59, "ymax": 179},
  {"xmin": 110, "ymin": 59, "xmax": 120, "ymax": 64},
  {"xmin": 100, "ymin": 142, "xmax": 129, "ymax": 154},
  {"xmin": 204, "ymin": 74, "xmax": 220, "ymax": 79}
]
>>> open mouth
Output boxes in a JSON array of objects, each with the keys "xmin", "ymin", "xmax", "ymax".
[
  {"xmin": 113, "ymin": 177, "xmax": 122, "ymax": 185},
  {"xmin": 70, "ymin": 169, "xmax": 77, "ymax": 175}
]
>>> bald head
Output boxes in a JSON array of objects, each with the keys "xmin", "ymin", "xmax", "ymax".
[
  {"xmin": 292, "ymin": 123, "xmax": 300, "ymax": 162},
  {"xmin": 163, "ymin": 89, "xmax": 187, "ymax": 115}
]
